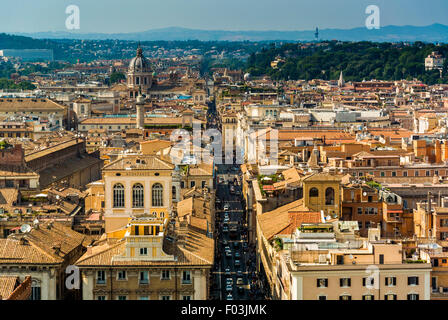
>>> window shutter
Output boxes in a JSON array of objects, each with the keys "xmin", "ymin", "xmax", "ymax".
[
  {"xmin": 348, "ymin": 278, "xmax": 351, "ymax": 287},
  {"xmin": 416, "ymin": 277, "xmax": 419, "ymax": 285},
  {"xmin": 363, "ymin": 278, "xmax": 366, "ymax": 287},
  {"xmin": 317, "ymin": 279, "xmax": 320, "ymax": 287},
  {"xmin": 393, "ymin": 277, "xmax": 396, "ymax": 286},
  {"xmin": 325, "ymin": 279, "xmax": 328, "ymax": 287},
  {"xmin": 340, "ymin": 278, "xmax": 343, "ymax": 287}
]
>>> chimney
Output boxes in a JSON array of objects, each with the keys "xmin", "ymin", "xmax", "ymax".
[
  {"xmin": 53, "ymin": 244, "xmax": 61, "ymax": 255},
  {"xmin": 47, "ymin": 221, "xmax": 54, "ymax": 230}
]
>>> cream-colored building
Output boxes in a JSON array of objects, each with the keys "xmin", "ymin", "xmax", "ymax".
[
  {"xmin": 0, "ymin": 98, "xmax": 66, "ymax": 130},
  {"xmin": 77, "ymin": 215, "xmax": 213, "ymax": 300},
  {"xmin": 102, "ymin": 155, "xmax": 175, "ymax": 233},
  {"xmin": 271, "ymin": 226, "xmax": 432, "ymax": 300},
  {"xmin": 278, "ymin": 241, "xmax": 431, "ymax": 300}
]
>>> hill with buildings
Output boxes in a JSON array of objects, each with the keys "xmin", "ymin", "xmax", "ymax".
[{"xmin": 246, "ymin": 41, "xmax": 448, "ymax": 85}]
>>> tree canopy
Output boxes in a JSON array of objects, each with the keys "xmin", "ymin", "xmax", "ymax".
[{"xmin": 246, "ymin": 41, "xmax": 448, "ymax": 85}]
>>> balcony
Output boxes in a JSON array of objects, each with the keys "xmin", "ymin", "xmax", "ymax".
[{"xmin": 386, "ymin": 215, "xmax": 402, "ymax": 223}]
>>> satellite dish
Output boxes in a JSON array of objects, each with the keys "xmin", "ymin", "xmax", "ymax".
[
  {"xmin": 20, "ymin": 224, "xmax": 31, "ymax": 233},
  {"xmin": 33, "ymin": 219, "xmax": 39, "ymax": 225},
  {"xmin": 363, "ymin": 192, "xmax": 367, "ymax": 196}
]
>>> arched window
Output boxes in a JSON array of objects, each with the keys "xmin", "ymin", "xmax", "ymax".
[
  {"xmin": 132, "ymin": 183, "xmax": 144, "ymax": 208},
  {"xmin": 309, "ymin": 187, "xmax": 319, "ymax": 197},
  {"xmin": 113, "ymin": 183, "xmax": 125, "ymax": 208},
  {"xmin": 152, "ymin": 183, "xmax": 163, "ymax": 207},
  {"xmin": 172, "ymin": 186, "xmax": 177, "ymax": 200},
  {"xmin": 325, "ymin": 187, "xmax": 335, "ymax": 205}
]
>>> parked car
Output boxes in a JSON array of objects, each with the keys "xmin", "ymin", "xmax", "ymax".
[
  {"xmin": 223, "ymin": 204, "xmax": 230, "ymax": 211},
  {"xmin": 235, "ymin": 259, "xmax": 240, "ymax": 266},
  {"xmin": 226, "ymin": 293, "xmax": 233, "ymax": 300},
  {"xmin": 237, "ymin": 278, "xmax": 244, "ymax": 285},
  {"xmin": 226, "ymin": 284, "xmax": 233, "ymax": 292},
  {"xmin": 235, "ymin": 252, "xmax": 240, "ymax": 258},
  {"xmin": 225, "ymin": 268, "xmax": 231, "ymax": 275}
]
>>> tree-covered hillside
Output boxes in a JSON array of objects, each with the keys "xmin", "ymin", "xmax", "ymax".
[{"xmin": 246, "ymin": 41, "xmax": 448, "ymax": 85}]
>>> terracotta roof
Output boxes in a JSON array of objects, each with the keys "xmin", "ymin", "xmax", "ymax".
[
  {"xmin": 257, "ymin": 199, "xmax": 321, "ymax": 240},
  {"xmin": 273, "ymin": 167, "xmax": 303, "ymax": 190},
  {"xmin": 25, "ymin": 139, "xmax": 81, "ymax": 162},
  {"xmin": 79, "ymin": 117, "xmax": 204, "ymax": 125},
  {"xmin": 0, "ymin": 222, "xmax": 91, "ymax": 265},
  {"xmin": 0, "ymin": 189, "xmax": 19, "ymax": 205},
  {"xmin": 256, "ymin": 128, "xmax": 355, "ymax": 144},
  {"xmin": 302, "ymin": 172, "xmax": 343, "ymax": 182},
  {"xmin": 103, "ymin": 155, "xmax": 174, "ymax": 171},
  {"xmin": 0, "ymin": 99, "xmax": 66, "ymax": 113},
  {"xmin": 76, "ymin": 224, "xmax": 213, "ymax": 267},
  {"xmin": 0, "ymin": 164, "xmax": 38, "ymax": 178},
  {"xmin": 39, "ymin": 155, "xmax": 102, "ymax": 188},
  {"xmin": 188, "ymin": 164, "xmax": 213, "ymax": 176},
  {"xmin": 0, "ymin": 276, "xmax": 18, "ymax": 300}
]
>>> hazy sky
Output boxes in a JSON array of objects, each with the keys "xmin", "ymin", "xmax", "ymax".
[{"xmin": 3, "ymin": 0, "xmax": 448, "ymax": 33}]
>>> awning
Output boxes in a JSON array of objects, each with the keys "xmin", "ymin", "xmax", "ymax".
[
  {"xmin": 388, "ymin": 210, "xmax": 403, "ymax": 214},
  {"xmin": 34, "ymin": 194, "xmax": 48, "ymax": 198}
]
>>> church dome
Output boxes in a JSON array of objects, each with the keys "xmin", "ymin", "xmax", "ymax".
[{"xmin": 128, "ymin": 47, "xmax": 151, "ymax": 73}]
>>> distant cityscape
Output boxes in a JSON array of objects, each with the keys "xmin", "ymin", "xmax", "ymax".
[{"xmin": 2, "ymin": 5, "xmax": 448, "ymax": 304}]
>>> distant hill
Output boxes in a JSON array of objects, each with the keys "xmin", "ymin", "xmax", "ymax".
[
  {"xmin": 12, "ymin": 24, "xmax": 448, "ymax": 42},
  {"xmin": 0, "ymin": 33, "xmax": 57, "ymax": 50}
]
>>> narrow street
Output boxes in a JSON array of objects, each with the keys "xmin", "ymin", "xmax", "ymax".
[{"xmin": 207, "ymin": 100, "xmax": 266, "ymax": 300}]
